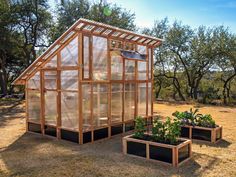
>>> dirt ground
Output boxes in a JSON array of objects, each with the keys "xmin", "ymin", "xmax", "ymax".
[{"xmin": 0, "ymin": 100, "xmax": 236, "ymax": 177}]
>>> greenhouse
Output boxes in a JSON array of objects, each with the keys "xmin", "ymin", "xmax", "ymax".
[{"xmin": 13, "ymin": 18, "xmax": 163, "ymax": 144}]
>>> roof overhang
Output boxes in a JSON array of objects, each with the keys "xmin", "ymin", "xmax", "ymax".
[{"xmin": 12, "ymin": 18, "xmax": 163, "ymax": 85}]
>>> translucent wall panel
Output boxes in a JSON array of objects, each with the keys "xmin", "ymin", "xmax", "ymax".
[
  {"xmin": 138, "ymin": 62, "xmax": 147, "ymax": 80},
  {"xmin": 28, "ymin": 90, "xmax": 41, "ymax": 123},
  {"xmin": 27, "ymin": 72, "xmax": 40, "ymax": 89},
  {"xmin": 93, "ymin": 84, "xmax": 108, "ymax": 127},
  {"xmin": 148, "ymin": 82, "xmax": 152, "ymax": 116},
  {"xmin": 137, "ymin": 45, "xmax": 147, "ymax": 55},
  {"xmin": 82, "ymin": 84, "xmax": 91, "ymax": 131},
  {"xmin": 44, "ymin": 91, "xmax": 57, "ymax": 125},
  {"xmin": 93, "ymin": 36, "xmax": 108, "ymax": 80},
  {"xmin": 44, "ymin": 71, "xmax": 57, "ymax": 90},
  {"xmin": 61, "ymin": 70, "xmax": 78, "ymax": 90},
  {"xmin": 111, "ymin": 83, "xmax": 123, "ymax": 123},
  {"xmin": 125, "ymin": 60, "xmax": 135, "ymax": 80},
  {"xmin": 124, "ymin": 83, "xmax": 135, "ymax": 121},
  {"xmin": 61, "ymin": 92, "xmax": 78, "ymax": 130},
  {"xmin": 111, "ymin": 51, "xmax": 123, "ymax": 80},
  {"xmin": 61, "ymin": 37, "xmax": 78, "ymax": 66},
  {"xmin": 148, "ymin": 48, "xmax": 152, "ymax": 79},
  {"xmin": 83, "ymin": 36, "xmax": 90, "ymax": 79},
  {"xmin": 44, "ymin": 55, "xmax": 57, "ymax": 68},
  {"xmin": 138, "ymin": 83, "xmax": 147, "ymax": 116}
]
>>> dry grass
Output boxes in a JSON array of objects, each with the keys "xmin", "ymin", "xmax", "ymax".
[{"xmin": 0, "ymin": 100, "xmax": 236, "ymax": 177}]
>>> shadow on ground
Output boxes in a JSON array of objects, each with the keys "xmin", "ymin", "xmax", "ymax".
[{"xmin": 0, "ymin": 132, "xmax": 221, "ymax": 177}]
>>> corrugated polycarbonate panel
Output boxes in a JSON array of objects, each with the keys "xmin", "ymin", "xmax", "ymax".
[
  {"xmin": 138, "ymin": 83, "xmax": 147, "ymax": 116},
  {"xmin": 138, "ymin": 62, "xmax": 147, "ymax": 80},
  {"xmin": 82, "ymin": 84, "xmax": 92, "ymax": 131},
  {"xmin": 45, "ymin": 91, "xmax": 57, "ymax": 125},
  {"xmin": 61, "ymin": 92, "xmax": 79, "ymax": 130},
  {"xmin": 93, "ymin": 84, "xmax": 108, "ymax": 128},
  {"xmin": 27, "ymin": 72, "xmax": 40, "ymax": 90},
  {"xmin": 92, "ymin": 36, "xmax": 108, "ymax": 80},
  {"xmin": 125, "ymin": 60, "xmax": 135, "ymax": 80},
  {"xmin": 124, "ymin": 83, "xmax": 135, "ymax": 121},
  {"xmin": 83, "ymin": 36, "xmax": 90, "ymax": 79},
  {"xmin": 61, "ymin": 37, "xmax": 78, "ymax": 66},
  {"xmin": 61, "ymin": 70, "xmax": 78, "ymax": 91},
  {"xmin": 44, "ymin": 55, "xmax": 57, "ymax": 68},
  {"xmin": 111, "ymin": 83, "xmax": 123, "ymax": 123},
  {"xmin": 111, "ymin": 51, "xmax": 123, "ymax": 80},
  {"xmin": 28, "ymin": 90, "xmax": 41, "ymax": 123},
  {"xmin": 44, "ymin": 71, "xmax": 57, "ymax": 90}
]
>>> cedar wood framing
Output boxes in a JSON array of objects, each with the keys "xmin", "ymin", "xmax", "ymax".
[{"xmin": 13, "ymin": 18, "xmax": 163, "ymax": 144}]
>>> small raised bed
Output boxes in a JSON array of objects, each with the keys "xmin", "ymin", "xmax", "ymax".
[
  {"xmin": 123, "ymin": 134, "xmax": 192, "ymax": 167},
  {"xmin": 180, "ymin": 125, "xmax": 222, "ymax": 143}
]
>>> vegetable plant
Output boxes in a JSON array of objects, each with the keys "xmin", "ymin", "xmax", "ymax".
[
  {"xmin": 133, "ymin": 116, "xmax": 146, "ymax": 139},
  {"xmin": 197, "ymin": 114, "xmax": 216, "ymax": 128},
  {"xmin": 172, "ymin": 108, "xmax": 202, "ymax": 126},
  {"xmin": 172, "ymin": 108, "xmax": 217, "ymax": 128},
  {"xmin": 152, "ymin": 117, "xmax": 181, "ymax": 144}
]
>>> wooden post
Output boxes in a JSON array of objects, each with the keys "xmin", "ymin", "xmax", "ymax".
[
  {"xmin": 146, "ymin": 142, "xmax": 150, "ymax": 160},
  {"xmin": 189, "ymin": 126, "xmax": 192, "ymax": 139},
  {"xmin": 25, "ymin": 83, "xmax": 29, "ymax": 132},
  {"xmin": 107, "ymin": 36, "xmax": 111, "ymax": 138},
  {"xmin": 79, "ymin": 33, "xmax": 83, "ymax": 144},
  {"xmin": 40, "ymin": 70, "xmax": 45, "ymax": 135},
  {"xmin": 57, "ymin": 52, "xmax": 61, "ymax": 139}
]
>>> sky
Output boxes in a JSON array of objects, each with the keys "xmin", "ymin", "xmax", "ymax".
[{"xmin": 50, "ymin": 0, "xmax": 236, "ymax": 33}]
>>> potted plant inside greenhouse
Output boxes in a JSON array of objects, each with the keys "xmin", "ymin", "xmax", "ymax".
[
  {"xmin": 172, "ymin": 108, "xmax": 222, "ymax": 143},
  {"xmin": 123, "ymin": 116, "xmax": 192, "ymax": 167}
]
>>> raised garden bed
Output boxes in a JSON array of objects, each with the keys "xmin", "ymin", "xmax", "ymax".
[
  {"xmin": 123, "ymin": 134, "xmax": 192, "ymax": 167},
  {"xmin": 180, "ymin": 125, "xmax": 222, "ymax": 143}
]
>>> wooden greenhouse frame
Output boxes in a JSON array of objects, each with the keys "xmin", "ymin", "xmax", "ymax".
[{"xmin": 13, "ymin": 18, "xmax": 163, "ymax": 144}]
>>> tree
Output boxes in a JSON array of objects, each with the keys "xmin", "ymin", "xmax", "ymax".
[
  {"xmin": 214, "ymin": 26, "xmax": 236, "ymax": 104},
  {"xmin": 10, "ymin": 0, "xmax": 52, "ymax": 66},
  {"xmin": 0, "ymin": 0, "xmax": 25, "ymax": 95},
  {"xmin": 50, "ymin": 0, "xmax": 136, "ymax": 43}
]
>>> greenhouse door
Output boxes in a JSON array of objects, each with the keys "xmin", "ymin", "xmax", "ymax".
[{"xmin": 43, "ymin": 70, "xmax": 58, "ymax": 137}]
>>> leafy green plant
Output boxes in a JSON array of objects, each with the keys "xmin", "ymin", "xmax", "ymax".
[
  {"xmin": 172, "ymin": 108, "xmax": 202, "ymax": 126},
  {"xmin": 197, "ymin": 114, "xmax": 216, "ymax": 128},
  {"xmin": 133, "ymin": 116, "xmax": 146, "ymax": 139},
  {"xmin": 152, "ymin": 117, "xmax": 181, "ymax": 144},
  {"xmin": 165, "ymin": 117, "xmax": 181, "ymax": 144},
  {"xmin": 152, "ymin": 116, "xmax": 166, "ymax": 142}
]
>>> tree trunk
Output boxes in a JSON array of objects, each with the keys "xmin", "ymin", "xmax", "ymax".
[
  {"xmin": 0, "ymin": 68, "xmax": 7, "ymax": 96},
  {"xmin": 222, "ymin": 73, "xmax": 236, "ymax": 105}
]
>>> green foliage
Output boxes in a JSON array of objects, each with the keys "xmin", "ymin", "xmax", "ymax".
[
  {"xmin": 197, "ymin": 114, "xmax": 216, "ymax": 128},
  {"xmin": 172, "ymin": 108, "xmax": 202, "ymax": 126},
  {"xmin": 50, "ymin": 0, "xmax": 136, "ymax": 42},
  {"xmin": 152, "ymin": 116, "xmax": 166, "ymax": 142},
  {"xmin": 152, "ymin": 117, "xmax": 181, "ymax": 144},
  {"xmin": 173, "ymin": 108, "xmax": 217, "ymax": 128},
  {"xmin": 133, "ymin": 116, "xmax": 146, "ymax": 139}
]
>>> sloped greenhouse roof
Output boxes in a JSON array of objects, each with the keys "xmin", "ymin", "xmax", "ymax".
[{"xmin": 13, "ymin": 18, "xmax": 163, "ymax": 85}]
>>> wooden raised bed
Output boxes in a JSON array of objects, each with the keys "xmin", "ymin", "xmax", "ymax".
[
  {"xmin": 180, "ymin": 125, "xmax": 222, "ymax": 143},
  {"xmin": 123, "ymin": 134, "xmax": 192, "ymax": 167}
]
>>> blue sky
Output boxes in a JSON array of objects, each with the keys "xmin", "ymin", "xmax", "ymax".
[{"xmin": 50, "ymin": 0, "xmax": 236, "ymax": 32}]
